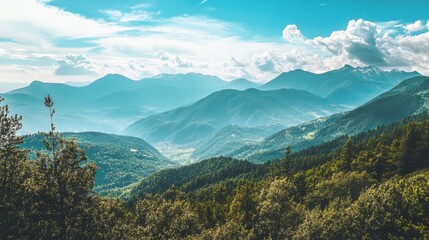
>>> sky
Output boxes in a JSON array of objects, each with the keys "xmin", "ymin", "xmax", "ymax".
[{"xmin": 0, "ymin": 0, "xmax": 428, "ymax": 84}]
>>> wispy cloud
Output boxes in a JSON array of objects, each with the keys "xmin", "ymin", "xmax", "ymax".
[
  {"xmin": 102, "ymin": 9, "xmax": 160, "ymax": 22},
  {"xmin": 199, "ymin": 0, "xmax": 208, "ymax": 6},
  {"xmin": 130, "ymin": 3, "xmax": 153, "ymax": 10}
]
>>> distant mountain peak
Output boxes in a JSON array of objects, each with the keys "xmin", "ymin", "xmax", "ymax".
[
  {"xmin": 342, "ymin": 64, "xmax": 355, "ymax": 70},
  {"xmin": 230, "ymin": 78, "xmax": 250, "ymax": 83},
  {"xmin": 28, "ymin": 80, "xmax": 69, "ymax": 87},
  {"xmin": 284, "ymin": 68, "xmax": 308, "ymax": 74},
  {"xmin": 97, "ymin": 73, "xmax": 129, "ymax": 80},
  {"xmin": 89, "ymin": 74, "xmax": 132, "ymax": 86},
  {"xmin": 29, "ymin": 80, "xmax": 43, "ymax": 86}
]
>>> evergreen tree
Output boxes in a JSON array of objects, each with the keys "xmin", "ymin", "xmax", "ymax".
[
  {"xmin": 258, "ymin": 178, "xmax": 302, "ymax": 240},
  {"xmin": 0, "ymin": 97, "xmax": 31, "ymax": 239},
  {"xmin": 27, "ymin": 95, "xmax": 96, "ymax": 239},
  {"xmin": 229, "ymin": 180, "xmax": 258, "ymax": 230},
  {"xmin": 338, "ymin": 138, "xmax": 354, "ymax": 172}
]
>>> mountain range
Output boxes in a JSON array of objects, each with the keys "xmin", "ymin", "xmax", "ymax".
[
  {"xmin": 2, "ymin": 65, "xmax": 419, "ymax": 136},
  {"xmin": 3, "ymin": 73, "xmax": 224, "ymax": 133},
  {"xmin": 261, "ymin": 65, "xmax": 420, "ymax": 106},
  {"xmin": 123, "ymin": 88, "xmax": 345, "ymax": 146},
  {"xmin": 226, "ymin": 75, "xmax": 429, "ymax": 163}
]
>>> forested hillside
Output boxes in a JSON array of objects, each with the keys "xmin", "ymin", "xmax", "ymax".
[
  {"xmin": 1, "ymin": 96, "xmax": 429, "ymax": 239},
  {"xmin": 21, "ymin": 132, "xmax": 175, "ymax": 196}
]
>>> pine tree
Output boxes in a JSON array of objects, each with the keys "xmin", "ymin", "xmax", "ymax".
[
  {"xmin": 28, "ymin": 95, "xmax": 96, "ymax": 239},
  {"xmin": 229, "ymin": 180, "xmax": 258, "ymax": 230},
  {"xmin": 397, "ymin": 123, "xmax": 420, "ymax": 174},
  {"xmin": 338, "ymin": 138, "xmax": 354, "ymax": 172},
  {"xmin": 0, "ymin": 97, "xmax": 31, "ymax": 239},
  {"xmin": 258, "ymin": 178, "xmax": 301, "ymax": 240}
]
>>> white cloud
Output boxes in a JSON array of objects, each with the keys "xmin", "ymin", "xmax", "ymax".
[
  {"xmin": 404, "ymin": 20, "xmax": 425, "ymax": 33},
  {"xmin": 295, "ymin": 19, "xmax": 429, "ymax": 73},
  {"xmin": 102, "ymin": 9, "xmax": 160, "ymax": 22},
  {"xmin": 199, "ymin": 0, "xmax": 208, "ymax": 6},
  {"xmin": 282, "ymin": 24, "xmax": 304, "ymax": 42},
  {"xmin": 55, "ymin": 55, "xmax": 97, "ymax": 76},
  {"xmin": 130, "ymin": 3, "xmax": 153, "ymax": 10},
  {"xmin": 0, "ymin": 0, "xmax": 126, "ymax": 48},
  {"xmin": 156, "ymin": 50, "xmax": 194, "ymax": 68}
]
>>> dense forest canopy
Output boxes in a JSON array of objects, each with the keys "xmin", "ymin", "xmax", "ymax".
[{"xmin": 1, "ymin": 96, "xmax": 429, "ymax": 239}]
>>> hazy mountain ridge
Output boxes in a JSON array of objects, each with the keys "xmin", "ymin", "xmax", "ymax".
[
  {"xmin": 123, "ymin": 88, "xmax": 345, "ymax": 146},
  {"xmin": 4, "ymin": 73, "xmax": 229, "ymax": 133},
  {"xmin": 231, "ymin": 76, "xmax": 429, "ymax": 162},
  {"xmin": 223, "ymin": 78, "xmax": 259, "ymax": 90},
  {"xmin": 3, "ymin": 65, "xmax": 419, "ymax": 134},
  {"xmin": 261, "ymin": 65, "xmax": 421, "ymax": 106}
]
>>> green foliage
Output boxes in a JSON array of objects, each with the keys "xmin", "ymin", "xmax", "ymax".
[
  {"xmin": 0, "ymin": 97, "xmax": 31, "ymax": 239},
  {"xmin": 305, "ymin": 171, "xmax": 375, "ymax": 208},
  {"xmin": 128, "ymin": 157, "xmax": 266, "ymax": 201},
  {"xmin": 229, "ymin": 181, "xmax": 259, "ymax": 230},
  {"xmin": 22, "ymin": 132, "xmax": 174, "ymax": 196},
  {"xmin": 135, "ymin": 193, "xmax": 201, "ymax": 239},
  {"xmin": 258, "ymin": 178, "xmax": 304, "ymax": 240}
]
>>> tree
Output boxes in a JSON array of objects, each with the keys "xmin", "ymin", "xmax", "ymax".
[
  {"xmin": 305, "ymin": 171, "xmax": 374, "ymax": 209},
  {"xmin": 229, "ymin": 180, "xmax": 258, "ymax": 230},
  {"xmin": 0, "ymin": 97, "xmax": 31, "ymax": 239},
  {"xmin": 135, "ymin": 194, "xmax": 201, "ymax": 239},
  {"xmin": 27, "ymin": 95, "xmax": 96, "ymax": 239},
  {"xmin": 338, "ymin": 138, "xmax": 354, "ymax": 172},
  {"xmin": 258, "ymin": 178, "xmax": 303, "ymax": 240}
]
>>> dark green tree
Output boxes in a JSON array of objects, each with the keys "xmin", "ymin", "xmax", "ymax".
[
  {"xmin": 229, "ymin": 180, "xmax": 258, "ymax": 230},
  {"xmin": 338, "ymin": 138, "xmax": 354, "ymax": 172},
  {"xmin": 27, "ymin": 95, "xmax": 96, "ymax": 239},
  {"xmin": 0, "ymin": 97, "xmax": 31, "ymax": 239}
]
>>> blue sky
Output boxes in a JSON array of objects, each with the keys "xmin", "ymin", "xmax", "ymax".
[{"xmin": 0, "ymin": 0, "xmax": 428, "ymax": 84}]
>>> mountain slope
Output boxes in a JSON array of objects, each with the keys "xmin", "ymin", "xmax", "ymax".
[
  {"xmin": 21, "ymin": 132, "xmax": 176, "ymax": 195},
  {"xmin": 261, "ymin": 65, "xmax": 421, "ymax": 106},
  {"xmin": 232, "ymin": 76, "xmax": 429, "ymax": 162},
  {"xmin": 126, "ymin": 157, "xmax": 263, "ymax": 200},
  {"xmin": 124, "ymin": 88, "xmax": 345, "ymax": 145},
  {"xmin": 191, "ymin": 125, "xmax": 277, "ymax": 161}
]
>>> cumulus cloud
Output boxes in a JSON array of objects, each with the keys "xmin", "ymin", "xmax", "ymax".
[
  {"xmin": 282, "ymin": 24, "xmax": 305, "ymax": 42},
  {"xmin": 254, "ymin": 51, "xmax": 281, "ymax": 72},
  {"xmin": 156, "ymin": 50, "xmax": 194, "ymax": 68},
  {"xmin": 292, "ymin": 18, "xmax": 429, "ymax": 73},
  {"xmin": 55, "ymin": 55, "xmax": 97, "ymax": 75},
  {"xmin": 311, "ymin": 19, "xmax": 387, "ymax": 65},
  {"xmin": 404, "ymin": 20, "xmax": 425, "ymax": 33}
]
